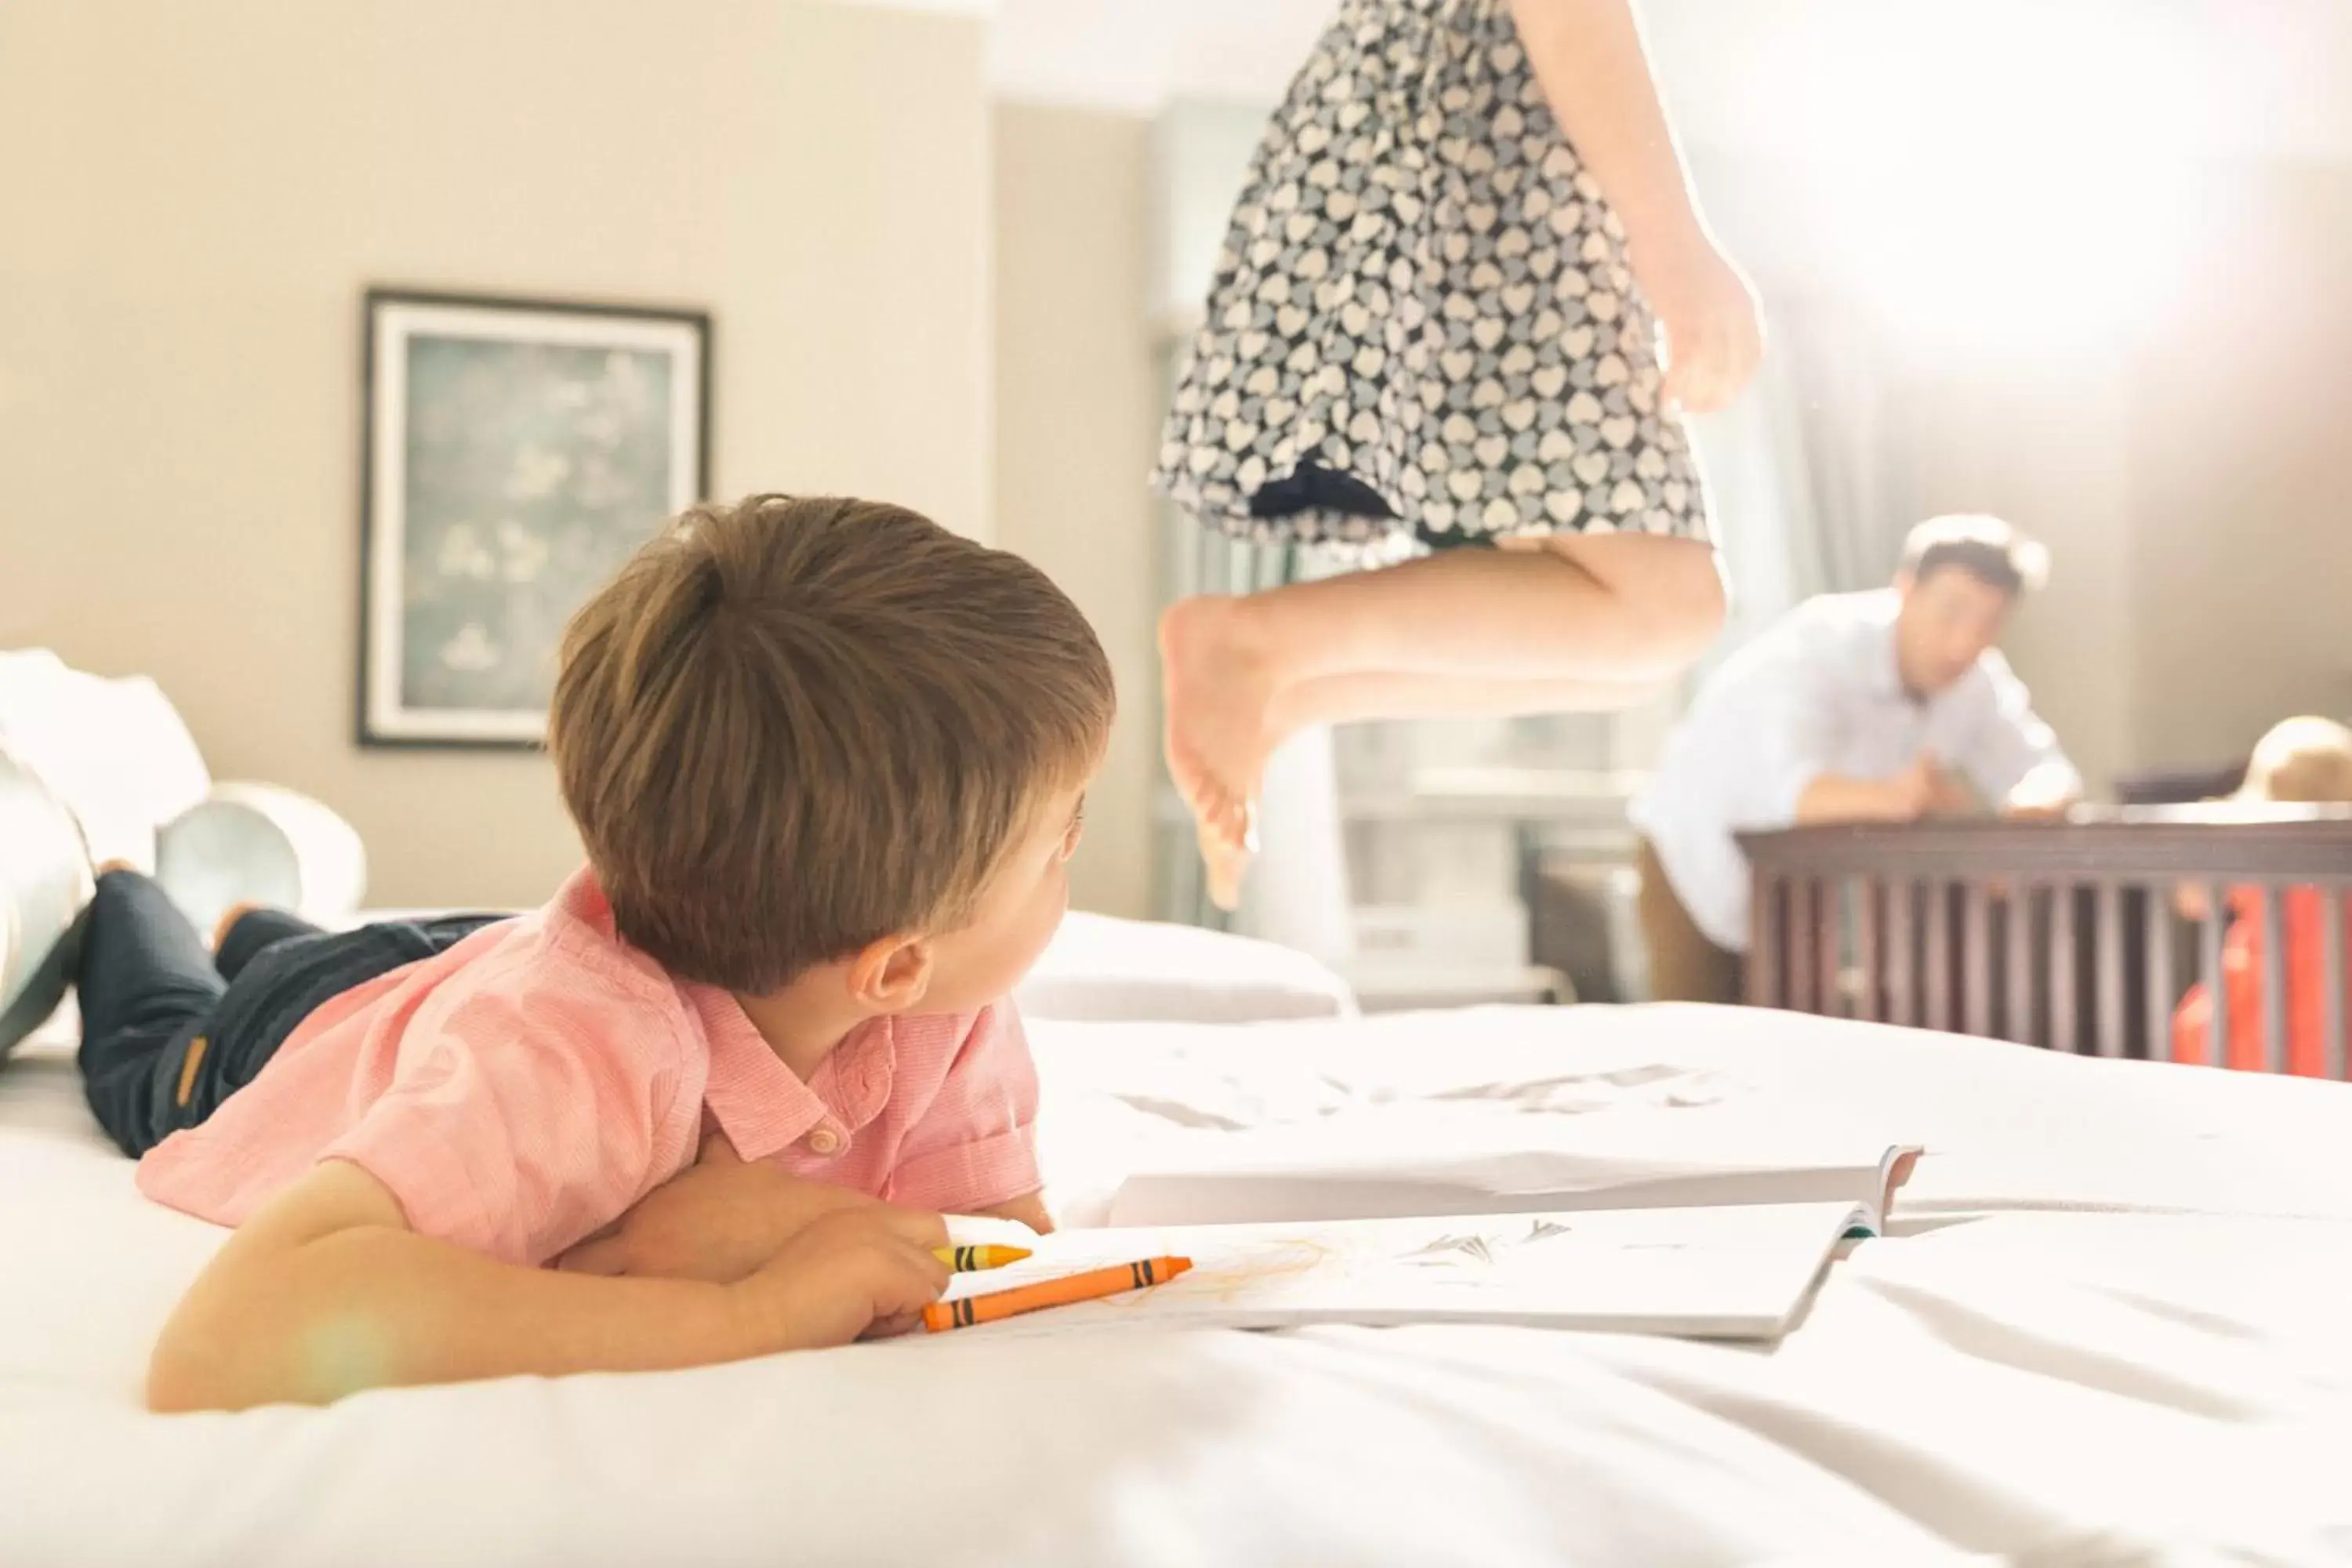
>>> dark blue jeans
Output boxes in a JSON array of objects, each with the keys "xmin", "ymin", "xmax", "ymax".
[{"xmin": 74, "ymin": 870, "xmax": 503, "ymax": 1156}]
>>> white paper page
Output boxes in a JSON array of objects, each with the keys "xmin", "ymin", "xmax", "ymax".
[
  {"xmin": 942, "ymin": 1214, "xmax": 1043, "ymax": 1250},
  {"xmin": 1108, "ymin": 1095, "xmax": 1915, "ymax": 1226},
  {"xmin": 914, "ymin": 1202, "xmax": 1867, "ymax": 1343}
]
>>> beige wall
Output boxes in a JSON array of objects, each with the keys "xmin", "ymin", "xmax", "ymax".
[
  {"xmin": 1904, "ymin": 360, "xmax": 2139, "ymax": 797},
  {"xmin": 0, "ymin": 0, "xmax": 991, "ymax": 909},
  {"xmin": 993, "ymin": 103, "xmax": 1160, "ymax": 918},
  {"xmin": 1908, "ymin": 161, "xmax": 2352, "ymax": 786},
  {"xmin": 2126, "ymin": 162, "xmax": 2352, "ymax": 770}
]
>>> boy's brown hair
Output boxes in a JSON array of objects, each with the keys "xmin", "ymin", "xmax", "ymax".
[{"xmin": 549, "ymin": 495, "xmax": 1113, "ymax": 993}]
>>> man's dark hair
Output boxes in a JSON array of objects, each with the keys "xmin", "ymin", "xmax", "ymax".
[{"xmin": 1899, "ymin": 514, "xmax": 2049, "ymax": 596}]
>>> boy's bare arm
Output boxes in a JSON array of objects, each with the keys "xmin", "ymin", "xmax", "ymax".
[
  {"xmin": 555, "ymin": 1133, "xmax": 902, "ymax": 1283},
  {"xmin": 554, "ymin": 1133, "xmax": 1055, "ymax": 1279},
  {"xmin": 558, "ymin": 1174, "xmax": 1054, "ymax": 1281},
  {"xmin": 149, "ymin": 1160, "xmax": 946, "ymax": 1413}
]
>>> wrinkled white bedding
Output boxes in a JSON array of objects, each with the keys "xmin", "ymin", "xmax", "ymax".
[{"xmin": 5, "ymin": 1005, "xmax": 2352, "ymax": 1566}]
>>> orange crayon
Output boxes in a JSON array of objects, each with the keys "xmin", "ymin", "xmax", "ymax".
[{"xmin": 923, "ymin": 1255, "xmax": 1192, "ymax": 1333}]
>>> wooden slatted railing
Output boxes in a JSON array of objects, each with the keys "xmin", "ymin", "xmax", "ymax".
[{"xmin": 1740, "ymin": 807, "xmax": 2352, "ymax": 1076}]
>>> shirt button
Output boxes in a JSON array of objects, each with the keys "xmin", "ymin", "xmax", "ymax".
[{"xmin": 806, "ymin": 1127, "xmax": 842, "ymax": 1156}]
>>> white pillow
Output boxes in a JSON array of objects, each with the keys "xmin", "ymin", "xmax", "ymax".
[
  {"xmin": 309, "ymin": 909, "xmax": 1363, "ymax": 1027},
  {"xmin": 1015, "ymin": 912, "xmax": 1357, "ymax": 1024}
]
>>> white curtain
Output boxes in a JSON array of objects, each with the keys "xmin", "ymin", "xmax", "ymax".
[
  {"xmin": 1236, "ymin": 724, "xmax": 1356, "ymax": 967},
  {"xmin": 1690, "ymin": 292, "xmax": 1926, "ymax": 675}
]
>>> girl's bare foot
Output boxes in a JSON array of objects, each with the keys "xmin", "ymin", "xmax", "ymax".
[
  {"xmin": 1158, "ymin": 594, "xmax": 1282, "ymax": 910},
  {"xmin": 1195, "ymin": 798, "xmax": 1258, "ymax": 915}
]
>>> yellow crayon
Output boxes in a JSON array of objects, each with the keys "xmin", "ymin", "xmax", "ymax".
[{"xmin": 933, "ymin": 1243, "xmax": 1033, "ymax": 1272}]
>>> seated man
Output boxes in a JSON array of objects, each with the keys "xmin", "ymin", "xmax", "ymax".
[{"xmin": 1629, "ymin": 515, "xmax": 2082, "ymax": 1003}]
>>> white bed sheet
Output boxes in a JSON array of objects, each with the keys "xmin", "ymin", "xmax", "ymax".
[{"xmin": 5, "ymin": 1007, "xmax": 2352, "ymax": 1566}]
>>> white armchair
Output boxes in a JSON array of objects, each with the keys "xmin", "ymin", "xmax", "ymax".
[{"xmin": 1, "ymin": 652, "xmax": 367, "ymax": 1058}]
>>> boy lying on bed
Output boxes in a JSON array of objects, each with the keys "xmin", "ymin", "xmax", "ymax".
[{"xmin": 65, "ymin": 495, "xmax": 1109, "ymax": 1411}]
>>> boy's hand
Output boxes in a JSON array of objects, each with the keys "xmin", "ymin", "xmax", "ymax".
[
  {"xmin": 741, "ymin": 1207, "xmax": 951, "ymax": 1349},
  {"xmin": 555, "ymin": 1133, "xmax": 878, "ymax": 1284}
]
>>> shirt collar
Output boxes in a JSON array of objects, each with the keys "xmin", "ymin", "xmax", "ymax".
[
  {"xmin": 684, "ymin": 985, "xmax": 898, "ymax": 1161},
  {"xmin": 554, "ymin": 865, "xmax": 902, "ymax": 1159},
  {"xmin": 1859, "ymin": 590, "xmax": 1909, "ymax": 703},
  {"xmin": 550, "ymin": 864, "xmax": 614, "ymax": 931}
]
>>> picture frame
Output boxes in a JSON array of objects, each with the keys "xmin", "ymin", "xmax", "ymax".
[{"xmin": 358, "ymin": 289, "xmax": 711, "ymax": 749}]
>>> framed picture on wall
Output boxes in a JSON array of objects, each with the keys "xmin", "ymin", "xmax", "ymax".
[{"xmin": 358, "ymin": 289, "xmax": 710, "ymax": 748}]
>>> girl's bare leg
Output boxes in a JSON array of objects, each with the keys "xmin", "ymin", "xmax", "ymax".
[{"xmin": 1160, "ymin": 534, "xmax": 1724, "ymax": 906}]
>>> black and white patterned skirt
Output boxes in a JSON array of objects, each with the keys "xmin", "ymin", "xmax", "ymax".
[{"xmin": 1150, "ymin": 0, "xmax": 1711, "ymax": 561}]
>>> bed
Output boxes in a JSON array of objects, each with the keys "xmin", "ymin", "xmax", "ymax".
[{"xmin": 6, "ymin": 994, "xmax": 2352, "ymax": 1564}]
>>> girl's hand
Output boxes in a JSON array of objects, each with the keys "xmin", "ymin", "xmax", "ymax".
[{"xmin": 1635, "ymin": 237, "xmax": 1763, "ymax": 416}]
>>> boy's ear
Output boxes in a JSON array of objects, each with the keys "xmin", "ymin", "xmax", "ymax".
[{"xmin": 848, "ymin": 933, "xmax": 932, "ymax": 1013}]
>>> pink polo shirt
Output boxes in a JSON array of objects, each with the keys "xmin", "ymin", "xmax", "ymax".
[{"xmin": 135, "ymin": 869, "xmax": 1041, "ymax": 1265}]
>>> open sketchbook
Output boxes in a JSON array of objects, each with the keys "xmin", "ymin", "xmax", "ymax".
[
  {"xmin": 922, "ymin": 1202, "xmax": 1870, "ymax": 1342},
  {"xmin": 1104, "ymin": 1093, "xmax": 1920, "ymax": 1232}
]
